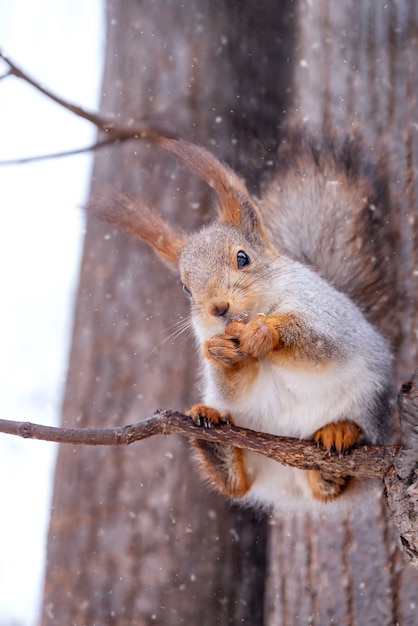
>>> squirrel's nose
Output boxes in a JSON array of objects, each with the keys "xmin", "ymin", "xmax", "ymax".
[{"xmin": 210, "ymin": 301, "xmax": 230, "ymax": 317}]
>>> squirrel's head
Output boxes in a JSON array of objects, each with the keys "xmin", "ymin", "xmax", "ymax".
[
  {"xmin": 179, "ymin": 220, "xmax": 278, "ymax": 341},
  {"xmin": 88, "ymin": 138, "xmax": 279, "ymax": 340}
]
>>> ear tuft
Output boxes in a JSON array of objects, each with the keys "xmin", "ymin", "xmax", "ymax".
[
  {"xmin": 158, "ymin": 137, "xmax": 247, "ymax": 199},
  {"xmin": 86, "ymin": 190, "xmax": 185, "ymax": 269},
  {"xmin": 158, "ymin": 138, "xmax": 267, "ymax": 240}
]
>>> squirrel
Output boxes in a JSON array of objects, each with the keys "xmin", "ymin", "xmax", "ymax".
[{"xmin": 89, "ymin": 130, "xmax": 395, "ymax": 511}]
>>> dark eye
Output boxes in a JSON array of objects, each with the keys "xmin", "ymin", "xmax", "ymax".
[
  {"xmin": 182, "ymin": 284, "xmax": 192, "ymax": 297},
  {"xmin": 237, "ymin": 250, "xmax": 251, "ymax": 269}
]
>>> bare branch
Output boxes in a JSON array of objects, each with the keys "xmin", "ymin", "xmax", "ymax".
[
  {"xmin": 0, "ymin": 138, "xmax": 116, "ymax": 166},
  {"xmin": 0, "ymin": 51, "xmax": 178, "ymax": 148},
  {"xmin": 0, "ymin": 69, "xmax": 12, "ymax": 82},
  {"xmin": 0, "ymin": 51, "xmax": 112, "ymax": 132},
  {"xmin": 0, "ymin": 410, "xmax": 399, "ymax": 480}
]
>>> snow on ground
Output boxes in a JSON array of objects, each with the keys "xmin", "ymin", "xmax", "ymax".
[{"xmin": 0, "ymin": 1, "xmax": 103, "ymax": 623}]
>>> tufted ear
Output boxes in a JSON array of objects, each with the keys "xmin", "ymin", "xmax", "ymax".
[
  {"xmin": 158, "ymin": 137, "xmax": 268, "ymax": 242},
  {"xmin": 87, "ymin": 191, "xmax": 186, "ymax": 269}
]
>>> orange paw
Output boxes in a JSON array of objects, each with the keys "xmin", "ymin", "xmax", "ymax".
[
  {"xmin": 203, "ymin": 333, "xmax": 243, "ymax": 367},
  {"xmin": 313, "ymin": 420, "xmax": 362, "ymax": 454},
  {"xmin": 226, "ymin": 315, "xmax": 279, "ymax": 358},
  {"xmin": 188, "ymin": 404, "xmax": 232, "ymax": 429}
]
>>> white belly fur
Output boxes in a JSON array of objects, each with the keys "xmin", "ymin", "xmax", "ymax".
[{"xmin": 205, "ymin": 356, "xmax": 377, "ymax": 512}]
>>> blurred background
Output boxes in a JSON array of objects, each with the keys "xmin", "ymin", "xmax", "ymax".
[{"xmin": 0, "ymin": 1, "xmax": 103, "ymax": 623}]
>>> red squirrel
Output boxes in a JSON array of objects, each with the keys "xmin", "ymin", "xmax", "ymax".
[{"xmin": 89, "ymin": 131, "xmax": 395, "ymax": 511}]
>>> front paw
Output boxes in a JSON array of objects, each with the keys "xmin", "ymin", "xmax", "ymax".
[
  {"xmin": 313, "ymin": 420, "xmax": 362, "ymax": 454},
  {"xmin": 203, "ymin": 333, "xmax": 244, "ymax": 367},
  {"xmin": 188, "ymin": 403, "xmax": 232, "ymax": 429},
  {"xmin": 226, "ymin": 315, "xmax": 279, "ymax": 358}
]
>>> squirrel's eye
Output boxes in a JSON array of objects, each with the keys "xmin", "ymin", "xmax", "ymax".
[
  {"xmin": 182, "ymin": 284, "xmax": 192, "ymax": 297},
  {"xmin": 237, "ymin": 250, "xmax": 251, "ymax": 269}
]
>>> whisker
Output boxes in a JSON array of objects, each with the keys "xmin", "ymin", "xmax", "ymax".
[{"xmin": 161, "ymin": 318, "xmax": 193, "ymax": 345}]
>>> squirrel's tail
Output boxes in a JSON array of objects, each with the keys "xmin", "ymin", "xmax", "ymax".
[{"xmin": 261, "ymin": 131, "xmax": 397, "ymax": 343}]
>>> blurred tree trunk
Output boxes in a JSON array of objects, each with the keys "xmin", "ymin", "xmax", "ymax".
[
  {"xmin": 41, "ymin": 0, "xmax": 418, "ymax": 625},
  {"xmin": 41, "ymin": 1, "xmax": 293, "ymax": 624}
]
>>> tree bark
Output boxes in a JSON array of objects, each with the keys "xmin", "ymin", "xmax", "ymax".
[
  {"xmin": 385, "ymin": 372, "xmax": 418, "ymax": 569},
  {"xmin": 265, "ymin": 2, "xmax": 418, "ymax": 625},
  {"xmin": 41, "ymin": 1, "xmax": 293, "ymax": 624}
]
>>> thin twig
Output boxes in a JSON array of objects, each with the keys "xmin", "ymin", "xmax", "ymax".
[
  {"xmin": 0, "ymin": 51, "xmax": 179, "ymax": 155},
  {"xmin": 0, "ymin": 411, "xmax": 400, "ymax": 480},
  {"xmin": 0, "ymin": 138, "xmax": 117, "ymax": 166},
  {"xmin": 0, "ymin": 51, "xmax": 113, "ymax": 133},
  {"xmin": 0, "ymin": 70, "xmax": 12, "ymax": 82}
]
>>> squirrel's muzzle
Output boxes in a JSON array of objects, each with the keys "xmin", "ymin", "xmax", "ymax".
[{"xmin": 210, "ymin": 301, "xmax": 230, "ymax": 318}]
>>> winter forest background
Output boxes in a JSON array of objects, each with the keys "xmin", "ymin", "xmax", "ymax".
[{"xmin": 0, "ymin": 1, "xmax": 103, "ymax": 623}]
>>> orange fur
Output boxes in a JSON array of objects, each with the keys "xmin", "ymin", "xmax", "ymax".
[
  {"xmin": 212, "ymin": 359, "xmax": 260, "ymax": 404},
  {"xmin": 158, "ymin": 138, "xmax": 271, "ymax": 242},
  {"xmin": 307, "ymin": 421, "xmax": 362, "ymax": 501},
  {"xmin": 226, "ymin": 315, "xmax": 281, "ymax": 357},
  {"xmin": 226, "ymin": 313, "xmax": 342, "ymax": 368},
  {"xmin": 87, "ymin": 191, "xmax": 186, "ymax": 268},
  {"xmin": 312, "ymin": 420, "xmax": 362, "ymax": 453},
  {"xmin": 202, "ymin": 330, "xmax": 260, "ymax": 402},
  {"xmin": 188, "ymin": 404, "xmax": 250, "ymax": 497},
  {"xmin": 193, "ymin": 442, "xmax": 250, "ymax": 498},
  {"xmin": 188, "ymin": 403, "xmax": 231, "ymax": 426},
  {"xmin": 306, "ymin": 471, "xmax": 351, "ymax": 502},
  {"xmin": 158, "ymin": 138, "xmax": 248, "ymax": 202},
  {"xmin": 203, "ymin": 333, "xmax": 243, "ymax": 368},
  {"xmin": 226, "ymin": 313, "xmax": 314, "ymax": 360}
]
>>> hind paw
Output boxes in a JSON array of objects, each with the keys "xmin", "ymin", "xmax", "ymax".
[{"xmin": 313, "ymin": 420, "xmax": 362, "ymax": 454}]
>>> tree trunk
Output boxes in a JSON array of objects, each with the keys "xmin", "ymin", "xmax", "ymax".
[
  {"xmin": 265, "ymin": 2, "xmax": 418, "ymax": 624},
  {"xmin": 41, "ymin": 0, "xmax": 418, "ymax": 625},
  {"xmin": 41, "ymin": 1, "xmax": 292, "ymax": 624}
]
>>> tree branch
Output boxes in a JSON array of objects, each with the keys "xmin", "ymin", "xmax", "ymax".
[
  {"xmin": 0, "ymin": 410, "xmax": 399, "ymax": 480},
  {"xmin": 0, "ymin": 51, "xmax": 114, "ymax": 133},
  {"xmin": 0, "ymin": 138, "xmax": 117, "ymax": 166},
  {"xmin": 0, "ymin": 51, "xmax": 179, "ymax": 163}
]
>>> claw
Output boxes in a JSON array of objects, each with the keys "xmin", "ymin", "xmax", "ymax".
[
  {"xmin": 312, "ymin": 421, "xmax": 362, "ymax": 455},
  {"xmin": 187, "ymin": 404, "xmax": 233, "ymax": 429}
]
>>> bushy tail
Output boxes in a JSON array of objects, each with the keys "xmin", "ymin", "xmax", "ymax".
[{"xmin": 261, "ymin": 131, "xmax": 397, "ymax": 342}]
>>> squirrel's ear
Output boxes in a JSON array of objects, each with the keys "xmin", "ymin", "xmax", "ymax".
[
  {"xmin": 86, "ymin": 191, "xmax": 185, "ymax": 269},
  {"xmin": 158, "ymin": 138, "xmax": 267, "ymax": 240}
]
